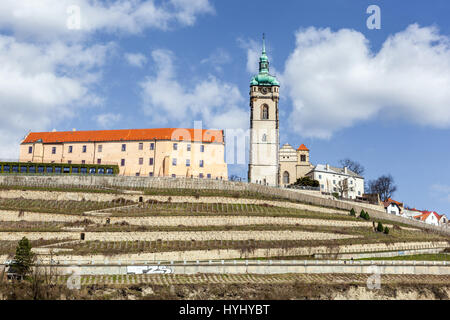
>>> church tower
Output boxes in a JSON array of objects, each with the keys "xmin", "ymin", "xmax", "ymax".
[{"xmin": 248, "ymin": 35, "xmax": 280, "ymax": 186}]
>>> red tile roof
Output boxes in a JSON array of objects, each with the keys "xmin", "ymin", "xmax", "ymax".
[
  {"xmin": 413, "ymin": 211, "xmax": 442, "ymax": 221},
  {"xmin": 297, "ymin": 144, "xmax": 309, "ymax": 151},
  {"xmin": 22, "ymin": 128, "xmax": 224, "ymax": 144},
  {"xmin": 383, "ymin": 198, "xmax": 403, "ymax": 208}
]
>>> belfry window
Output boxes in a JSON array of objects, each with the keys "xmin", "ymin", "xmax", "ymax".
[{"xmin": 261, "ymin": 105, "xmax": 269, "ymax": 120}]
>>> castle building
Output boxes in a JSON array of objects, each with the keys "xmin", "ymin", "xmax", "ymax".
[
  {"xmin": 306, "ymin": 164, "xmax": 364, "ymax": 199},
  {"xmin": 19, "ymin": 128, "xmax": 228, "ymax": 179},
  {"xmin": 279, "ymin": 143, "xmax": 314, "ymax": 186},
  {"xmin": 248, "ymin": 35, "xmax": 280, "ymax": 186}
]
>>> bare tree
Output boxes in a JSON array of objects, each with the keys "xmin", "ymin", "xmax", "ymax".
[
  {"xmin": 335, "ymin": 180, "xmax": 349, "ymax": 198},
  {"xmin": 368, "ymin": 174, "xmax": 397, "ymax": 202},
  {"xmin": 339, "ymin": 159, "xmax": 365, "ymax": 176}
]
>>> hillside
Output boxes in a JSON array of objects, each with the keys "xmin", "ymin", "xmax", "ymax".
[{"xmin": 0, "ymin": 176, "xmax": 449, "ymax": 300}]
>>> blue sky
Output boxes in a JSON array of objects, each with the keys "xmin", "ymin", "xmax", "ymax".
[{"xmin": 0, "ymin": 1, "xmax": 450, "ymax": 215}]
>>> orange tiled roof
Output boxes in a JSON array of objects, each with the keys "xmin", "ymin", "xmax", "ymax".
[
  {"xmin": 413, "ymin": 211, "xmax": 441, "ymax": 221},
  {"xmin": 384, "ymin": 198, "xmax": 403, "ymax": 208},
  {"xmin": 413, "ymin": 212, "xmax": 432, "ymax": 221},
  {"xmin": 22, "ymin": 128, "xmax": 224, "ymax": 144},
  {"xmin": 297, "ymin": 144, "xmax": 309, "ymax": 151}
]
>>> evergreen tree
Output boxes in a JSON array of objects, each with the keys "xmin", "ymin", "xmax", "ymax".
[
  {"xmin": 384, "ymin": 226, "xmax": 390, "ymax": 234},
  {"xmin": 350, "ymin": 208, "xmax": 356, "ymax": 216},
  {"xmin": 11, "ymin": 237, "xmax": 35, "ymax": 278},
  {"xmin": 377, "ymin": 222, "xmax": 384, "ymax": 232},
  {"xmin": 359, "ymin": 210, "xmax": 365, "ymax": 218}
]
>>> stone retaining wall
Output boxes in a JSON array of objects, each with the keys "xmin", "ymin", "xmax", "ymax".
[
  {"xmin": 0, "ymin": 190, "xmax": 347, "ymax": 215},
  {"xmin": 0, "ymin": 210, "xmax": 383, "ymax": 228},
  {"xmin": 9, "ymin": 241, "xmax": 446, "ymax": 263},
  {"xmin": 0, "ymin": 230, "xmax": 359, "ymax": 241},
  {"xmin": 0, "ymin": 176, "xmax": 448, "ymax": 235}
]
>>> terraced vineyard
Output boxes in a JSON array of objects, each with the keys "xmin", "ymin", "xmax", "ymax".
[
  {"xmin": 0, "ymin": 186, "xmax": 447, "ymax": 261},
  {"xmin": 0, "ymin": 182, "xmax": 449, "ymax": 300}
]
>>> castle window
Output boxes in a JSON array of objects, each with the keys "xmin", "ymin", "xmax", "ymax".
[
  {"xmin": 68, "ymin": 146, "xmax": 73, "ymax": 153},
  {"xmin": 82, "ymin": 145, "xmax": 87, "ymax": 153},
  {"xmin": 139, "ymin": 143, "xmax": 143, "ymax": 150},
  {"xmin": 150, "ymin": 143, "xmax": 154, "ymax": 150},
  {"xmin": 283, "ymin": 171, "xmax": 290, "ymax": 184},
  {"xmin": 262, "ymin": 134, "xmax": 267, "ymax": 142},
  {"xmin": 149, "ymin": 158, "xmax": 154, "ymax": 165},
  {"xmin": 98, "ymin": 145, "xmax": 102, "ymax": 153},
  {"xmin": 261, "ymin": 105, "xmax": 269, "ymax": 120},
  {"xmin": 139, "ymin": 158, "xmax": 143, "ymax": 165},
  {"xmin": 200, "ymin": 145, "xmax": 205, "ymax": 153},
  {"xmin": 173, "ymin": 143, "xmax": 178, "ymax": 151},
  {"xmin": 28, "ymin": 146, "xmax": 32, "ymax": 154},
  {"xmin": 300, "ymin": 155, "xmax": 306, "ymax": 162},
  {"xmin": 186, "ymin": 159, "xmax": 190, "ymax": 167},
  {"xmin": 121, "ymin": 159, "xmax": 125, "ymax": 166},
  {"xmin": 199, "ymin": 160, "xmax": 204, "ymax": 168},
  {"xmin": 187, "ymin": 144, "xmax": 191, "ymax": 151},
  {"xmin": 172, "ymin": 158, "xmax": 177, "ymax": 166},
  {"xmin": 121, "ymin": 144, "xmax": 126, "ymax": 152},
  {"xmin": 52, "ymin": 147, "xmax": 56, "ymax": 154}
]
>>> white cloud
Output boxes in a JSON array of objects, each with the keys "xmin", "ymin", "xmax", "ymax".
[
  {"xmin": 0, "ymin": 1, "xmax": 214, "ymax": 159},
  {"xmin": 238, "ymin": 38, "xmax": 260, "ymax": 74},
  {"xmin": 140, "ymin": 49, "xmax": 247, "ymax": 130},
  {"xmin": 0, "ymin": 35, "xmax": 111, "ymax": 158},
  {"xmin": 431, "ymin": 184, "xmax": 450, "ymax": 203},
  {"xmin": 125, "ymin": 52, "xmax": 147, "ymax": 67},
  {"xmin": 284, "ymin": 24, "xmax": 450, "ymax": 139},
  {"xmin": 94, "ymin": 113, "xmax": 123, "ymax": 128},
  {"xmin": 0, "ymin": 0, "xmax": 214, "ymax": 40},
  {"xmin": 200, "ymin": 49, "xmax": 231, "ymax": 72}
]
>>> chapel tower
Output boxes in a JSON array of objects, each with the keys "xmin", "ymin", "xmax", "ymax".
[{"xmin": 248, "ymin": 35, "xmax": 280, "ymax": 186}]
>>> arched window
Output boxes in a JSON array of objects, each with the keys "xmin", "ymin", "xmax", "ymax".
[
  {"xmin": 283, "ymin": 171, "xmax": 290, "ymax": 184},
  {"xmin": 261, "ymin": 105, "xmax": 269, "ymax": 120}
]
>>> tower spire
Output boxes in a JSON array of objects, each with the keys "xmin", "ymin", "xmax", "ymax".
[{"xmin": 262, "ymin": 33, "xmax": 266, "ymax": 54}]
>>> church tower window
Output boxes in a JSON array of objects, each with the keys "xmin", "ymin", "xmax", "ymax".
[{"xmin": 261, "ymin": 105, "xmax": 269, "ymax": 120}]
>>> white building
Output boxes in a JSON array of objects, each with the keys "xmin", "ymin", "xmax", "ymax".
[
  {"xmin": 306, "ymin": 164, "xmax": 364, "ymax": 199},
  {"xmin": 412, "ymin": 211, "xmax": 448, "ymax": 226},
  {"xmin": 383, "ymin": 198, "xmax": 403, "ymax": 216}
]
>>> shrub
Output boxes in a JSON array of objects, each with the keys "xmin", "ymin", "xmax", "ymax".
[
  {"xmin": 292, "ymin": 177, "xmax": 320, "ymax": 187},
  {"xmin": 359, "ymin": 210, "xmax": 370, "ymax": 220},
  {"xmin": 349, "ymin": 208, "xmax": 356, "ymax": 216},
  {"xmin": 377, "ymin": 222, "xmax": 384, "ymax": 232},
  {"xmin": 332, "ymin": 193, "xmax": 339, "ymax": 199},
  {"xmin": 384, "ymin": 226, "xmax": 390, "ymax": 234}
]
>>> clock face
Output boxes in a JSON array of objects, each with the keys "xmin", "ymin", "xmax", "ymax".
[{"xmin": 261, "ymin": 87, "xmax": 268, "ymax": 94}]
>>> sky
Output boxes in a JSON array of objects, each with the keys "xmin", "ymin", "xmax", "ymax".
[{"xmin": 0, "ymin": 0, "xmax": 450, "ymax": 214}]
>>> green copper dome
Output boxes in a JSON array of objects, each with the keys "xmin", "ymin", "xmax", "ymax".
[{"xmin": 250, "ymin": 34, "xmax": 279, "ymax": 87}]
